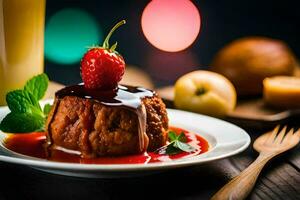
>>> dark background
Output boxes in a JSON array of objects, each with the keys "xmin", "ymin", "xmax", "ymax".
[{"xmin": 45, "ymin": 0, "xmax": 300, "ymax": 87}]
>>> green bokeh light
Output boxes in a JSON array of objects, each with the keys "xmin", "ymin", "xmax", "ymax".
[{"xmin": 45, "ymin": 8, "xmax": 101, "ymax": 65}]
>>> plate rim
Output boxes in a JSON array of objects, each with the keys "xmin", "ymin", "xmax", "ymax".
[{"xmin": 0, "ymin": 101, "xmax": 251, "ymax": 172}]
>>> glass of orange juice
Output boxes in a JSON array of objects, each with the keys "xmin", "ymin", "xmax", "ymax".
[{"xmin": 0, "ymin": 0, "xmax": 46, "ymax": 105}]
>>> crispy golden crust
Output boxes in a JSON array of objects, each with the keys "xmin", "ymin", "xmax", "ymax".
[{"xmin": 46, "ymin": 95, "xmax": 168, "ymax": 157}]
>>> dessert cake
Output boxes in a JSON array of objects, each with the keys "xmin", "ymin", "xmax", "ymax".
[{"xmin": 46, "ymin": 84, "xmax": 168, "ymax": 158}]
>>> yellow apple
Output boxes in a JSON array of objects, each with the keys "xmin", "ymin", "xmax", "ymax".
[{"xmin": 174, "ymin": 70, "xmax": 237, "ymax": 117}]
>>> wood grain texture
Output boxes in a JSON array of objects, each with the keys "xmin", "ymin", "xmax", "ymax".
[
  {"xmin": 287, "ymin": 145, "xmax": 300, "ymax": 171},
  {"xmin": 212, "ymin": 126, "xmax": 300, "ymax": 200},
  {"xmin": 226, "ymin": 128, "xmax": 300, "ymax": 200},
  {"xmin": 230, "ymin": 157, "xmax": 300, "ymax": 200},
  {"xmin": 212, "ymin": 154, "xmax": 275, "ymax": 200}
]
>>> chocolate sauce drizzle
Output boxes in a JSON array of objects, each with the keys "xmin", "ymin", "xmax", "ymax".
[{"xmin": 48, "ymin": 84, "xmax": 154, "ymax": 153}]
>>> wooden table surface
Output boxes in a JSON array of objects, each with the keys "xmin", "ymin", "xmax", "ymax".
[{"xmin": 0, "ymin": 82, "xmax": 299, "ymax": 200}]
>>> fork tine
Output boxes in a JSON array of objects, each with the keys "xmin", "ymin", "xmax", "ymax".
[
  {"xmin": 295, "ymin": 129, "xmax": 300, "ymax": 137},
  {"xmin": 282, "ymin": 128, "xmax": 294, "ymax": 142},
  {"xmin": 266, "ymin": 125, "xmax": 280, "ymax": 144},
  {"xmin": 274, "ymin": 126, "xmax": 287, "ymax": 144}
]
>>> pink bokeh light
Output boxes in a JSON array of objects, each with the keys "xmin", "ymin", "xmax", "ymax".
[
  {"xmin": 146, "ymin": 49, "xmax": 200, "ymax": 84},
  {"xmin": 141, "ymin": 0, "xmax": 201, "ymax": 52}
]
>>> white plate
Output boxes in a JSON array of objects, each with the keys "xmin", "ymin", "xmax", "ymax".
[{"xmin": 0, "ymin": 100, "xmax": 250, "ymax": 178}]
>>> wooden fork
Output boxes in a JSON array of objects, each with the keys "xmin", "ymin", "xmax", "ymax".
[{"xmin": 211, "ymin": 126, "xmax": 300, "ymax": 200}]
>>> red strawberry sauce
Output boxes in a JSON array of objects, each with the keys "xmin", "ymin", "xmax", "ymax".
[{"xmin": 4, "ymin": 127, "xmax": 209, "ymax": 164}]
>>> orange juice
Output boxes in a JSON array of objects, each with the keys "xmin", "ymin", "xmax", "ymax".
[{"xmin": 0, "ymin": 0, "xmax": 46, "ymax": 105}]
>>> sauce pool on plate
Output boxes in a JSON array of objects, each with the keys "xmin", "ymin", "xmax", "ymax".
[{"xmin": 4, "ymin": 127, "xmax": 209, "ymax": 164}]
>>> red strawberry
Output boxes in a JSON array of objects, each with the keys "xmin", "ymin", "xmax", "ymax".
[{"xmin": 81, "ymin": 20, "xmax": 126, "ymax": 90}]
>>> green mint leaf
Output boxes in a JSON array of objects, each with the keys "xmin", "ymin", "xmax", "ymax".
[
  {"xmin": 0, "ymin": 112, "xmax": 45, "ymax": 133},
  {"xmin": 177, "ymin": 132, "xmax": 187, "ymax": 142},
  {"xmin": 173, "ymin": 141, "xmax": 196, "ymax": 153},
  {"xmin": 1, "ymin": 73, "xmax": 49, "ymax": 133},
  {"xmin": 22, "ymin": 90, "xmax": 41, "ymax": 110},
  {"xmin": 6, "ymin": 90, "xmax": 33, "ymax": 113},
  {"xmin": 24, "ymin": 73, "xmax": 49, "ymax": 100},
  {"xmin": 168, "ymin": 131, "xmax": 177, "ymax": 142},
  {"xmin": 6, "ymin": 90, "xmax": 42, "ymax": 115},
  {"xmin": 156, "ymin": 131, "xmax": 196, "ymax": 155},
  {"xmin": 166, "ymin": 144, "xmax": 182, "ymax": 155},
  {"xmin": 43, "ymin": 103, "xmax": 52, "ymax": 115}
]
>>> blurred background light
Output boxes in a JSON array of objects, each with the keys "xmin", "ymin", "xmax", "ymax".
[
  {"xmin": 146, "ymin": 49, "xmax": 200, "ymax": 86},
  {"xmin": 121, "ymin": 65, "xmax": 154, "ymax": 89},
  {"xmin": 141, "ymin": 0, "xmax": 201, "ymax": 52},
  {"xmin": 45, "ymin": 8, "xmax": 101, "ymax": 65}
]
